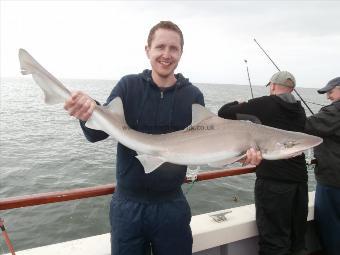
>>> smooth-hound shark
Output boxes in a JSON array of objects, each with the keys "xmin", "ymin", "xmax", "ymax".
[{"xmin": 18, "ymin": 49, "xmax": 323, "ymax": 173}]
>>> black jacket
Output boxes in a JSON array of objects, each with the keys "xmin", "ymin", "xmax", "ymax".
[
  {"xmin": 218, "ymin": 94, "xmax": 308, "ymax": 182},
  {"xmin": 80, "ymin": 70, "xmax": 204, "ymax": 202},
  {"xmin": 305, "ymin": 101, "xmax": 340, "ymax": 188}
]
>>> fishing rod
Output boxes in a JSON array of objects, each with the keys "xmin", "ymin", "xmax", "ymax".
[
  {"xmin": 0, "ymin": 218, "xmax": 16, "ymax": 255},
  {"xmin": 253, "ymin": 38, "xmax": 314, "ymax": 115},
  {"xmin": 244, "ymin": 59, "xmax": 254, "ymax": 98}
]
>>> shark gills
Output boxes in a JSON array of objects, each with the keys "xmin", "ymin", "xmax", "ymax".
[{"xmin": 18, "ymin": 49, "xmax": 323, "ymax": 173}]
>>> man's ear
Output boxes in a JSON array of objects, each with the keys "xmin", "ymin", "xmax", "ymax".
[
  {"xmin": 269, "ymin": 83, "xmax": 275, "ymax": 95},
  {"xmin": 145, "ymin": 45, "xmax": 150, "ymax": 59}
]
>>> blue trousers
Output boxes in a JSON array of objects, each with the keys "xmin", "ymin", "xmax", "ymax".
[
  {"xmin": 315, "ymin": 183, "xmax": 340, "ymax": 255},
  {"xmin": 109, "ymin": 193, "xmax": 192, "ymax": 255}
]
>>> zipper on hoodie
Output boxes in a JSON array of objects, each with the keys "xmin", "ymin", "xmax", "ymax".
[{"xmin": 160, "ymin": 91, "xmax": 164, "ymax": 99}]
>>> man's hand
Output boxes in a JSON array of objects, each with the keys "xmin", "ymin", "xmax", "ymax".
[
  {"xmin": 64, "ymin": 91, "xmax": 96, "ymax": 121},
  {"xmin": 243, "ymin": 148, "xmax": 262, "ymax": 166}
]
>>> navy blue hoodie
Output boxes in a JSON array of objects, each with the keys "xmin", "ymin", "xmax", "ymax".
[{"xmin": 80, "ymin": 70, "xmax": 204, "ymax": 201}]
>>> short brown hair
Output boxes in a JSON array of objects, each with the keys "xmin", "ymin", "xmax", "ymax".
[{"xmin": 147, "ymin": 21, "xmax": 184, "ymax": 51}]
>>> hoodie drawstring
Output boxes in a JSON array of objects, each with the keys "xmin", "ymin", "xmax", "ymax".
[
  {"xmin": 137, "ymin": 70, "xmax": 182, "ymax": 132},
  {"xmin": 136, "ymin": 77, "xmax": 150, "ymax": 128},
  {"xmin": 168, "ymin": 81, "xmax": 179, "ymax": 131}
]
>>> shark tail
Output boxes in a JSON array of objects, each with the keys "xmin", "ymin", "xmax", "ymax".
[{"xmin": 18, "ymin": 48, "xmax": 71, "ymax": 105}]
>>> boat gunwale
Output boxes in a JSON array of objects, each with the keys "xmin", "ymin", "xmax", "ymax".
[{"xmin": 0, "ymin": 165, "xmax": 256, "ymax": 210}]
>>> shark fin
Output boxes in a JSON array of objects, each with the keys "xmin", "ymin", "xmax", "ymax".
[
  {"xmin": 19, "ymin": 48, "xmax": 42, "ymax": 76},
  {"xmin": 32, "ymin": 74, "xmax": 65, "ymax": 104},
  {"xmin": 85, "ymin": 112, "xmax": 101, "ymax": 130},
  {"xmin": 18, "ymin": 49, "xmax": 71, "ymax": 105},
  {"xmin": 208, "ymin": 154, "xmax": 246, "ymax": 168},
  {"xmin": 191, "ymin": 104, "xmax": 216, "ymax": 126},
  {"xmin": 86, "ymin": 97, "xmax": 127, "ymax": 130},
  {"xmin": 105, "ymin": 97, "xmax": 124, "ymax": 117},
  {"xmin": 136, "ymin": 154, "xmax": 165, "ymax": 174}
]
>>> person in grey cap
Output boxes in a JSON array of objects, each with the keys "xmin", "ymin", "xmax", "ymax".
[
  {"xmin": 305, "ymin": 77, "xmax": 340, "ymax": 255},
  {"xmin": 218, "ymin": 70, "xmax": 309, "ymax": 255}
]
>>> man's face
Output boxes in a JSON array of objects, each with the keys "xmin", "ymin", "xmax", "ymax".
[
  {"xmin": 326, "ymin": 87, "xmax": 340, "ymax": 102},
  {"xmin": 145, "ymin": 28, "xmax": 182, "ymax": 82}
]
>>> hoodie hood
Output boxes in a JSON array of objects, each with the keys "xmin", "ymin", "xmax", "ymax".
[
  {"xmin": 271, "ymin": 93, "xmax": 305, "ymax": 118},
  {"xmin": 141, "ymin": 69, "xmax": 191, "ymax": 90},
  {"xmin": 135, "ymin": 69, "xmax": 195, "ymax": 133}
]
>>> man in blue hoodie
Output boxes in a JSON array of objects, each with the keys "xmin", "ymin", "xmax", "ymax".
[{"xmin": 64, "ymin": 21, "xmax": 261, "ymax": 255}]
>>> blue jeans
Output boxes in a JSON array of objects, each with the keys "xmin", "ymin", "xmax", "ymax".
[
  {"xmin": 315, "ymin": 183, "xmax": 340, "ymax": 255},
  {"xmin": 109, "ymin": 193, "xmax": 192, "ymax": 255}
]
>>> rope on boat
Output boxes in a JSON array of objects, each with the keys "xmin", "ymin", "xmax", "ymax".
[
  {"xmin": 0, "ymin": 218, "xmax": 16, "ymax": 255},
  {"xmin": 185, "ymin": 166, "xmax": 199, "ymax": 194},
  {"xmin": 185, "ymin": 179, "xmax": 197, "ymax": 195}
]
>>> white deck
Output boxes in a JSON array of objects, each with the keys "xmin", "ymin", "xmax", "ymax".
[{"xmin": 7, "ymin": 192, "xmax": 316, "ymax": 255}]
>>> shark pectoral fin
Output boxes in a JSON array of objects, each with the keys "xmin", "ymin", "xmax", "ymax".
[
  {"xmin": 136, "ymin": 154, "xmax": 165, "ymax": 174},
  {"xmin": 208, "ymin": 154, "xmax": 246, "ymax": 168}
]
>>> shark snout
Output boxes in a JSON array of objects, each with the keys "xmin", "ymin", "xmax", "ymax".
[{"xmin": 262, "ymin": 134, "xmax": 323, "ymax": 160}]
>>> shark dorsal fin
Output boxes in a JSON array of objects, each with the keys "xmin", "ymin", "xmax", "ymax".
[
  {"xmin": 86, "ymin": 97, "xmax": 126, "ymax": 130},
  {"xmin": 104, "ymin": 97, "xmax": 124, "ymax": 116},
  {"xmin": 191, "ymin": 104, "xmax": 216, "ymax": 126}
]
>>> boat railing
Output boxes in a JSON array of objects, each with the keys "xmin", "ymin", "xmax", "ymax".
[
  {"xmin": 0, "ymin": 165, "xmax": 256, "ymax": 211},
  {"xmin": 0, "ymin": 159, "xmax": 317, "ymax": 255},
  {"xmin": 0, "ymin": 165, "xmax": 257, "ymax": 255}
]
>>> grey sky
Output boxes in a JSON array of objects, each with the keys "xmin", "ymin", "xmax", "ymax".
[{"xmin": 1, "ymin": 1, "xmax": 339, "ymax": 88}]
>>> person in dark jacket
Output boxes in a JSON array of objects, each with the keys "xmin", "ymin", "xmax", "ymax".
[
  {"xmin": 64, "ymin": 20, "xmax": 262, "ymax": 255},
  {"xmin": 218, "ymin": 71, "xmax": 308, "ymax": 255},
  {"xmin": 305, "ymin": 77, "xmax": 340, "ymax": 255},
  {"xmin": 64, "ymin": 21, "xmax": 201, "ymax": 255}
]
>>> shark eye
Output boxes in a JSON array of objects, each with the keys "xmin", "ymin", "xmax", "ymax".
[
  {"xmin": 283, "ymin": 141, "xmax": 297, "ymax": 148},
  {"xmin": 274, "ymin": 140, "xmax": 298, "ymax": 150}
]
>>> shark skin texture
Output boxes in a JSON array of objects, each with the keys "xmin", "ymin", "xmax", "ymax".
[{"xmin": 18, "ymin": 49, "xmax": 323, "ymax": 173}]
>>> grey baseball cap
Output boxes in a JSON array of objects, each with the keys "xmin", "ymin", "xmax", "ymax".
[
  {"xmin": 266, "ymin": 71, "xmax": 296, "ymax": 88},
  {"xmin": 317, "ymin": 77, "xmax": 340, "ymax": 94}
]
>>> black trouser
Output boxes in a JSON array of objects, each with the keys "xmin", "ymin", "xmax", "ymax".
[
  {"xmin": 255, "ymin": 178, "xmax": 308, "ymax": 255},
  {"xmin": 109, "ymin": 193, "xmax": 192, "ymax": 255}
]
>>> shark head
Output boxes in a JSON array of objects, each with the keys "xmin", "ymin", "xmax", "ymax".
[{"xmin": 260, "ymin": 131, "xmax": 323, "ymax": 160}]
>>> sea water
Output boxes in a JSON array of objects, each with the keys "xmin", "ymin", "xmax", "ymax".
[{"xmin": 0, "ymin": 77, "xmax": 328, "ymax": 251}]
